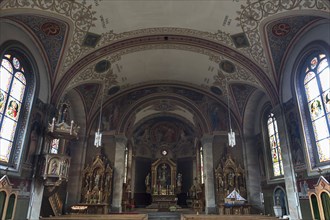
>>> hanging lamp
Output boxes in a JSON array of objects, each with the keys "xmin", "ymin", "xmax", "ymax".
[
  {"xmin": 94, "ymin": 85, "xmax": 105, "ymax": 147},
  {"xmin": 226, "ymin": 78, "xmax": 236, "ymax": 147}
]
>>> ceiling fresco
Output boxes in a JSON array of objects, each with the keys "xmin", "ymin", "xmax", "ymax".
[
  {"xmin": 5, "ymin": 14, "xmax": 68, "ymax": 79},
  {"xmin": 1, "ymin": 0, "xmax": 329, "ymax": 137}
]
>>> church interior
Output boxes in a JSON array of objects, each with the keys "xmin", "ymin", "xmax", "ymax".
[{"xmin": 0, "ymin": 0, "xmax": 330, "ymax": 219}]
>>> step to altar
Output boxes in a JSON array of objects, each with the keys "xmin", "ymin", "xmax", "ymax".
[{"xmin": 148, "ymin": 212, "xmax": 181, "ymax": 220}]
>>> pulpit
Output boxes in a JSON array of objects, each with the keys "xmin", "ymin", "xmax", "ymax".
[{"xmin": 146, "ymin": 156, "xmax": 181, "ymax": 209}]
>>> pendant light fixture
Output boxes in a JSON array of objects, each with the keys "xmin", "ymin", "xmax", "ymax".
[
  {"xmin": 226, "ymin": 78, "xmax": 235, "ymax": 147},
  {"xmin": 94, "ymin": 85, "xmax": 105, "ymax": 148}
]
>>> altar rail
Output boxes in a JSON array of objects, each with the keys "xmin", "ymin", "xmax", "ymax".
[
  {"xmin": 40, "ymin": 214, "xmax": 147, "ymax": 220},
  {"xmin": 181, "ymin": 214, "xmax": 278, "ymax": 220}
]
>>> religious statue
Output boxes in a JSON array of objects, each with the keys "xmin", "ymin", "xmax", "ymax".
[
  {"xmin": 145, "ymin": 172, "xmax": 151, "ymax": 193},
  {"xmin": 94, "ymin": 170, "xmax": 101, "ymax": 190},
  {"xmin": 158, "ymin": 163, "xmax": 169, "ymax": 187},
  {"xmin": 177, "ymin": 173, "xmax": 182, "ymax": 187},
  {"xmin": 145, "ymin": 173, "xmax": 150, "ymax": 187}
]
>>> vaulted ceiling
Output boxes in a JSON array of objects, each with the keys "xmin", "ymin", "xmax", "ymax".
[{"xmin": 1, "ymin": 0, "xmax": 329, "ymax": 135}]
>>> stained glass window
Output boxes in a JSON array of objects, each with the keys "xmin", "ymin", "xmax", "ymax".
[
  {"xmin": 0, "ymin": 54, "xmax": 26, "ymax": 163},
  {"xmin": 50, "ymin": 139, "xmax": 59, "ymax": 154},
  {"xmin": 200, "ymin": 146, "xmax": 204, "ymax": 184},
  {"xmin": 303, "ymin": 54, "xmax": 330, "ymax": 163},
  {"xmin": 124, "ymin": 147, "xmax": 128, "ymax": 184},
  {"xmin": 267, "ymin": 113, "xmax": 284, "ymax": 177}
]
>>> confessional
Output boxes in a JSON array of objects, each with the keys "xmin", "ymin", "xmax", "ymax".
[
  {"xmin": 308, "ymin": 176, "xmax": 330, "ymax": 220},
  {"xmin": 0, "ymin": 175, "xmax": 18, "ymax": 220}
]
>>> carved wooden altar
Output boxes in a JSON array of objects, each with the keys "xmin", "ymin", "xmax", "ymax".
[
  {"xmin": 215, "ymin": 155, "xmax": 248, "ymax": 214},
  {"xmin": 147, "ymin": 157, "xmax": 180, "ymax": 209},
  {"xmin": 79, "ymin": 154, "xmax": 113, "ymax": 214}
]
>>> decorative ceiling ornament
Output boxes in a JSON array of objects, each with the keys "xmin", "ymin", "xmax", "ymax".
[
  {"xmin": 7, "ymin": 15, "xmax": 68, "ymax": 77},
  {"xmin": 3, "ymin": 0, "xmax": 99, "ymax": 74},
  {"xmin": 236, "ymin": 0, "xmax": 329, "ymax": 74},
  {"xmin": 66, "ymin": 60, "xmax": 118, "ymax": 92},
  {"xmin": 153, "ymin": 100, "xmax": 177, "ymax": 112}
]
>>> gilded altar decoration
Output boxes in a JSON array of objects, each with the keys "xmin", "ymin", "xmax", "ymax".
[
  {"xmin": 146, "ymin": 156, "xmax": 181, "ymax": 209},
  {"xmin": 81, "ymin": 154, "xmax": 113, "ymax": 206},
  {"xmin": 215, "ymin": 155, "xmax": 249, "ymax": 215}
]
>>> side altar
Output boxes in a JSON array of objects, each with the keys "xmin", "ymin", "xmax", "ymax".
[{"xmin": 146, "ymin": 156, "xmax": 181, "ymax": 210}]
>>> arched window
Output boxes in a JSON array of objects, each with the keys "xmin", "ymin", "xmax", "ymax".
[
  {"xmin": 302, "ymin": 53, "xmax": 330, "ymax": 164},
  {"xmin": 267, "ymin": 113, "xmax": 284, "ymax": 177},
  {"xmin": 200, "ymin": 146, "xmax": 204, "ymax": 184},
  {"xmin": 0, "ymin": 49, "xmax": 35, "ymax": 169},
  {"xmin": 0, "ymin": 55, "xmax": 26, "ymax": 163}
]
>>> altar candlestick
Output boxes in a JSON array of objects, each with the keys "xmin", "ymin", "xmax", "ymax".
[
  {"xmin": 51, "ymin": 117, "xmax": 55, "ymax": 132},
  {"xmin": 70, "ymin": 120, "xmax": 74, "ymax": 135}
]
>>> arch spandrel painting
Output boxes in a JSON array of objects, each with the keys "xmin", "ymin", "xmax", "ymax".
[
  {"xmin": 133, "ymin": 117, "xmax": 195, "ymax": 158},
  {"xmin": 284, "ymin": 99, "xmax": 306, "ymax": 171}
]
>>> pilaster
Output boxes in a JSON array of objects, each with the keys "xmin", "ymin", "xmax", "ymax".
[
  {"xmin": 201, "ymin": 134, "xmax": 216, "ymax": 214},
  {"xmin": 111, "ymin": 135, "xmax": 128, "ymax": 213},
  {"xmin": 273, "ymin": 105, "xmax": 302, "ymax": 220},
  {"xmin": 27, "ymin": 179, "xmax": 44, "ymax": 219}
]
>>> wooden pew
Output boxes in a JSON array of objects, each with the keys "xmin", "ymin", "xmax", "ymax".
[
  {"xmin": 181, "ymin": 214, "xmax": 279, "ymax": 220},
  {"xmin": 40, "ymin": 214, "xmax": 147, "ymax": 220}
]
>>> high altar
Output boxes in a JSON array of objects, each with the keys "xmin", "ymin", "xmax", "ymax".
[{"xmin": 146, "ymin": 156, "xmax": 181, "ymax": 209}]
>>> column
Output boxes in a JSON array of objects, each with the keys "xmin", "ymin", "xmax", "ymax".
[
  {"xmin": 244, "ymin": 135, "xmax": 263, "ymax": 211},
  {"xmin": 27, "ymin": 179, "xmax": 44, "ymax": 219},
  {"xmin": 66, "ymin": 136, "xmax": 87, "ymax": 207},
  {"xmin": 194, "ymin": 138, "xmax": 200, "ymax": 181},
  {"xmin": 273, "ymin": 106, "xmax": 302, "ymax": 220},
  {"xmin": 111, "ymin": 135, "xmax": 127, "ymax": 213},
  {"xmin": 201, "ymin": 134, "xmax": 216, "ymax": 214}
]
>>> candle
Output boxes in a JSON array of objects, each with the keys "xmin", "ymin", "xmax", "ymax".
[
  {"xmin": 70, "ymin": 120, "xmax": 74, "ymax": 135},
  {"xmin": 51, "ymin": 117, "xmax": 55, "ymax": 132}
]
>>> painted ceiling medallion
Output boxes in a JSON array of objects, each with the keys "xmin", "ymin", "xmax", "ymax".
[
  {"xmin": 220, "ymin": 60, "xmax": 236, "ymax": 73},
  {"xmin": 41, "ymin": 22, "xmax": 61, "ymax": 36},
  {"xmin": 95, "ymin": 60, "xmax": 111, "ymax": 73},
  {"xmin": 271, "ymin": 23, "xmax": 291, "ymax": 37}
]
